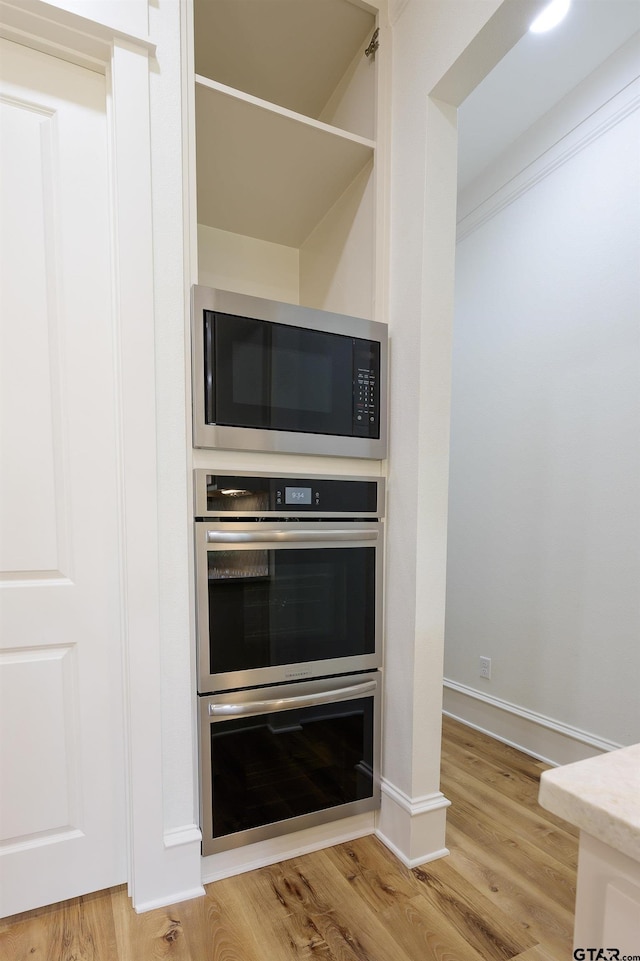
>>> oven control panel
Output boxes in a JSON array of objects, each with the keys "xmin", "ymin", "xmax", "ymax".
[
  {"xmin": 194, "ymin": 471, "xmax": 384, "ymax": 518},
  {"xmin": 275, "ymin": 485, "xmax": 316, "ymax": 508}
]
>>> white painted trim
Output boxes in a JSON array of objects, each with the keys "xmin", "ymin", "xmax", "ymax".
[
  {"xmin": 380, "ymin": 779, "xmax": 451, "ymax": 818},
  {"xmin": 375, "ymin": 833, "xmax": 449, "ymax": 870},
  {"xmin": 376, "ymin": 777, "xmax": 450, "ymax": 868},
  {"xmin": 443, "ymin": 679, "xmax": 621, "ymax": 767},
  {"xmin": 0, "ymin": 0, "xmax": 155, "ymax": 62},
  {"xmin": 107, "ymin": 37, "xmax": 162, "ymax": 912},
  {"xmin": 378, "ymin": 780, "xmax": 451, "ymax": 869},
  {"xmin": 180, "ymin": 0, "xmax": 198, "ymax": 290},
  {"xmin": 108, "ymin": 36, "xmax": 200, "ymax": 912},
  {"xmin": 163, "ymin": 825, "xmax": 202, "ymax": 850},
  {"xmin": 457, "ymin": 73, "xmax": 640, "ymax": 242},
  {"xmin": 0, "ymin": 829, "xmax": 84, "ymax": 857},
  {"xmin": 133, "ymin": 887, "xmax": 206, "ymax": 915}
]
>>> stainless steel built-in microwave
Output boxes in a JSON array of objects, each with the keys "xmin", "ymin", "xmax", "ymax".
[{"xmin": 191, "ymin": 286, "xmax": 388, "ymax": 459}]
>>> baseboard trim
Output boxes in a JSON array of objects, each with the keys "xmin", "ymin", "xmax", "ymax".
[
  {"xmin": 134, "ymin": 886, "xmax": 205, "ymax": 914},
  {"xmin": 130, "ymin": 827, "xmax": 204, "ymax": 912},
  {"xmin": 376, "ymin": 778, "xmax": 450, "ymax": 868},
  {"xmin": 443, "ymin": 679, "xmax": 621, "ymax": 767},
  {"xmin": 376, "ymin": 832, "xmax": 449, "ymax": 870}
]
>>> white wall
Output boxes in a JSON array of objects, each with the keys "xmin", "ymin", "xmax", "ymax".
[{"xmin": 444, "ymin": 37, "xmax": 640, "ymax": 762}]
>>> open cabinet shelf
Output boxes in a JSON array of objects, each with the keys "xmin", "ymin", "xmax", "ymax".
[
  {"xmin": 192, "ymin": 0, "xmax": 381, "ymax": 317},
  {"xmin": 194, "ymin": 0, "xmax": 377, "ymax": 137},
  {"xmin": 195, "ymin": 77, "xmax": 374, "ymax": 247}
]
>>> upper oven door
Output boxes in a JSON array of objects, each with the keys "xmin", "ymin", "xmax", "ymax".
[{"xmin": 195, "ymin": 521, "xmax": 383, "ymax": 693}]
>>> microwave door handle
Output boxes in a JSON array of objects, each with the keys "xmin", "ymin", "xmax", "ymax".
[
  {"xmin": 204, "ymin": 311, "xmax": 215, "ymax": 425},
  {"xmin": 208, "ymin": 679, "xmax": 377, "ymax": 717},
  {"xmin": 206, "ymin": 530, "xmax": 378, "ymax": 544}
]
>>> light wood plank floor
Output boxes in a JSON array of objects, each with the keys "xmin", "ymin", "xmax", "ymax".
[{"xmin": 0, "ymin": 716, "xmax": 578, "ymax": 961}]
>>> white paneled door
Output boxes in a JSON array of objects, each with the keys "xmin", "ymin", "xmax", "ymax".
[{"xmin": 0, "ymin": 39, "xmax": 126, "ymax": 916}]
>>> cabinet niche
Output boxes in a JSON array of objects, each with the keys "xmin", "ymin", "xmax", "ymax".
[{"xmin": 193, "ymin": 0, "xmax": 380, "ymax": 319}]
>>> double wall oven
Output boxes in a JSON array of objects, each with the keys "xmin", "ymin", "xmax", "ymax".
[{"xmin": 194, "ymin": 470, "xmax": 383, "ymax": 855}]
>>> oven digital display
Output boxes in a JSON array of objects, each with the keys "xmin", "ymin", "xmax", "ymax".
[{"xmin": 285, "ymin": 486, "xmax": 312, "ymax": 505}]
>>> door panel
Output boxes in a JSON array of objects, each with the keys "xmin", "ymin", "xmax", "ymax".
[
  {"xmin": 0, "ymin": 39, "xmax": 126, "ymax": 916},
  {"xmin": 0, "ymin": 646, "xmax": 79, "ymax": 842}
]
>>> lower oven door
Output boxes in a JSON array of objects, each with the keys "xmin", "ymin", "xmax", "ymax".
[{"xmin": 199, "ymin": 672, "xmax": 381, "ymax": 856}]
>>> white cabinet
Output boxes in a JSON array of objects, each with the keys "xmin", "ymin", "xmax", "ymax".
[
  {"xmin": 192, "ymin": 0, "xmax": 384, "ymax": 320},
  {"xmin": 539, "ymin": 744, "xmax": 640, "ymax": 954}
]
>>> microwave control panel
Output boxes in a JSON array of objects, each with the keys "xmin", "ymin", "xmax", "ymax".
[{"xmin": 353, "ymin": 340, "xmax": 380, "ymax": 438}]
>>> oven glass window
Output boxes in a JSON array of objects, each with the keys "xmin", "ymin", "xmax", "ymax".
[
  {"xmin": 209, "ymin": 697, "xmax": 374, "ymax": 839},
  {"xmin": 207, "ymin": 547, "xmax": 375, "ymax": 674}
]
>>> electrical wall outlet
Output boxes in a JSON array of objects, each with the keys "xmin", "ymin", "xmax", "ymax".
[{"xmin": 479, "ymin": 656, "xmax": 491, "ymax": 679}]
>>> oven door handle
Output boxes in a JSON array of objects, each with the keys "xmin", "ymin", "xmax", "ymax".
[
  {"xmin": 206, "ymin": 530, "xmax": 378, "ymax": 544},
  {"xmin": 208, "ymin": 679, "xmax": 377, "ymax": 717}
]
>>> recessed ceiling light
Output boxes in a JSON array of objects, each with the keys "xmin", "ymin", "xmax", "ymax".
[{"xmin": 530, "ymin": 0, "xmax": 571, "ymax": 33}]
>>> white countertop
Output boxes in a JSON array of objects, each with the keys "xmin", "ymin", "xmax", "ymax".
[{"xmin": 538, "ymin": 743, "xmax": 640, "ymax": 861}]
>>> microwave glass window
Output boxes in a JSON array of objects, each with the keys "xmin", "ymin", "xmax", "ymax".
[
  {"xmin": 231, "ymin": 342, "xmax": 333, "ymax": 414},
  {"xmin": 269, "ymin": 336, "xmax": 333, "ymax": 415},
  {"xmin": 209, "ymin": 697, "xmax": 374, "ymax": 839},
  {"xmin": 231, "ymin": 340, "xmax": 265, "ymax": 408},
  {"xmin": 211, "ymin": 312, "xmax": 354, "ymax": 435},
  {"xmin": 207, "ymin": 547, "xmax": 375, "ymax": 675}
]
